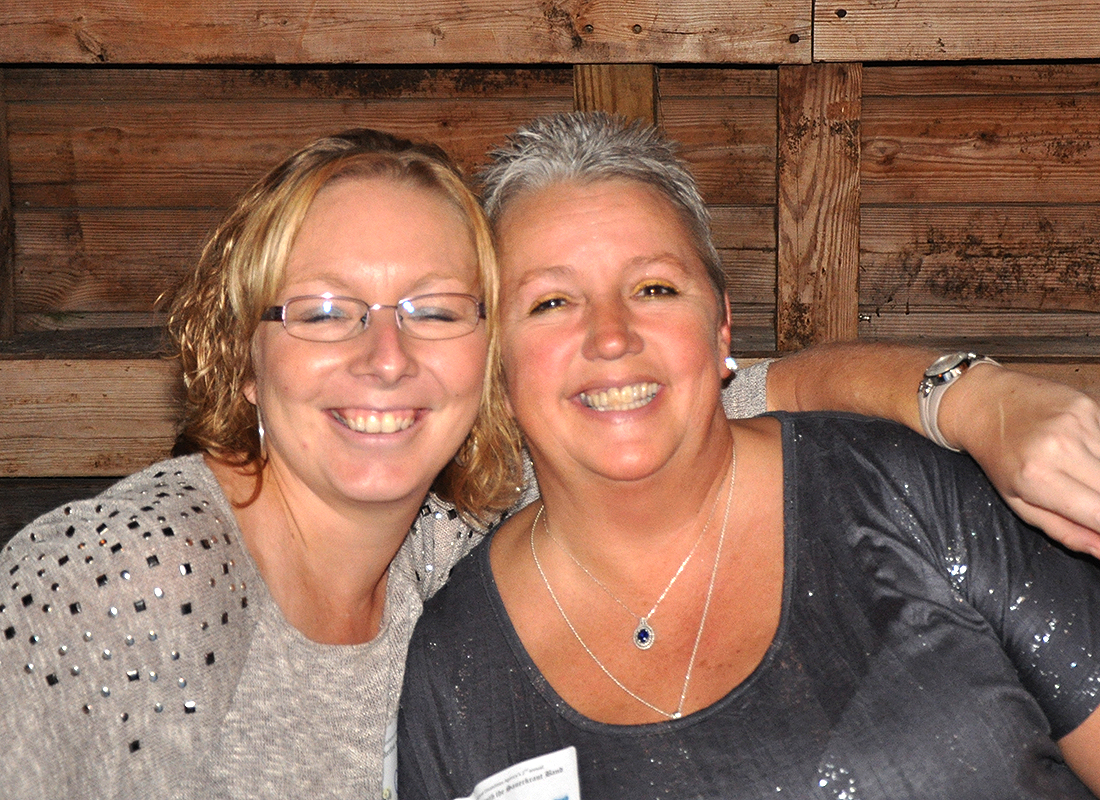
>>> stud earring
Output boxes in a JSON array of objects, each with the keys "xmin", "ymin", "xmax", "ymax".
[{"xmin": 724, "ymin": 356, "xmax": 738, "ymax": 374}]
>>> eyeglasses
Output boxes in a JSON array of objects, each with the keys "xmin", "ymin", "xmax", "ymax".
[{"xmin": 260, "ymin": 293, "xmax": 485, "ymax": 342}]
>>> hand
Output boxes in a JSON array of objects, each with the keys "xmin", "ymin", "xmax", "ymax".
[{"xmin": 942, "ymin": 366, "xmax": 1100, "ymax": 559}]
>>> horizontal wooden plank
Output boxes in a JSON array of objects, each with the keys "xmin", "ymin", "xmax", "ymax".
[
  {"xmin": 729, "ymin": 309, "xmax": 777, "ymax": 354},
  {"xmin": 661, "ymin": 97, "xmax": 777, "ymax": 206},
  {"xmin": 0, "ymin": 476, "xmax": 118, "ymax": 545},
  {"xmin": 658, "ymin": 66, "xmax": 777, "ymax": 98},
  {"xmin": 8, "ymin": 98, "xmax": 573, "ymax": 208},
  {"xmin": 862, "ymin": 95, "xmax": 1100, "ymax": 204},
  {"xmin": 862, "ymin": 64, "xmax": 1100, "ymax": 97},
  {"xmin": 710, "ymin": 206, "xmax": 777, "ymax": 251},
  {"xmin": 14, "ymin": 209, "xmax": 217, "ymax": 314},
  {"xmin": 814, "ymin": 0, "xmax": 1100, "ymax": 62},
  {"xmin": 861, "ymin": 205, "xmax": 1100, "ymax": 314},
  {"xmin": 3, "ymin": 1, "xmax": 811, "ymax": 65},
  {"xmin": 10, "ymin": 95, "xmax": 775, "ymax": 209},
  {"xmin": 0, "ymin": 328, "xmax": 167, "ymax": 358},
  {"xmin": 0, "ymin": 318, "xmax": 771, "ymax": 479},
  {"xmin": 1, "ymin": 66, "xmax": 575, "ymax": 102},
  {"xmin": 15, "ymin": 312, "xmax": 167, "ymax": 333},
  {"xmin": 6, "ymin": 349, "xmax": 1100, "ymax": 488},
  {"xmin": 9, "ymin": 204, "xmax": 774, "ymax": 322},
  {"xmin": 858, "ymin": 311, "xmax": 1100, "ymax": 357},
  {"xmin": 0, "ymin": 359, "xmax": 180, "ymax": 476}
]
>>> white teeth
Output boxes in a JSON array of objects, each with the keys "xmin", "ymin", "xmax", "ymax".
[
  {"xmin": 579, "ymin": 382, "xmax": 659, "ymax": 412},
  {"xmin": 334, "ymin": 411, "xmax": 415, "ymax": 434}
]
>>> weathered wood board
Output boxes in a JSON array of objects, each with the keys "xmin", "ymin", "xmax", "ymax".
[
  {"xmin": 2, "ymin": 1, "xmax": 812, "ymax": 64},
  {"xmin": 815, "ymin": 0, "xmax": 1100, "ymax": 62},
  {"xmin": 0, "ymin": 359, "xmax": 180, "ymax": 477}
]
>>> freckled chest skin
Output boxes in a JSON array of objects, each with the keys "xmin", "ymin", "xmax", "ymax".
[
  {"xmin": 246, "ymin": 177, "xmax": 487, "ymax": 518},
  {"xmin": 495, "ymin": 178, "xmax": 732, "ymax": 491}
]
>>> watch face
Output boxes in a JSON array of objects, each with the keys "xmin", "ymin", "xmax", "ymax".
[{"xmin": 926, "ymin": 352, "xmax": 970, "ymax": 378}]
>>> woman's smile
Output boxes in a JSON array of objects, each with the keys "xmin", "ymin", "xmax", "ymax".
[
  {"xmin": 330, "ymin": 408, "xmax": 419, "ymax": 434},
  {"xmin": 497, "ymin": 177, "xmax": 731, "ymax": 485},
  {"xmin": 248, "ymin": 175, "xmax": 487, "ymax": 509},
  {"xmin": 577, "ymin": 382, "xmax": 660, "ymax": 412}
]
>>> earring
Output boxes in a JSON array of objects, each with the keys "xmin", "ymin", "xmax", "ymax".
[
  {"xmin": 724, "ymin": 356, "xmax": 738, "ymax": 374},
  {"xmin": 256, "ymin": 406, "xmax": 267, "ymax": 460}
]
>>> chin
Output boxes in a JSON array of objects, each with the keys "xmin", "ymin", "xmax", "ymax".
[
  {"xmin": 328, "ymin": 466, "xmax": 434, "ymax": 508},
  {"xmin": 586, "ymin": 454, "xmax": 670, "ymax": 484}
]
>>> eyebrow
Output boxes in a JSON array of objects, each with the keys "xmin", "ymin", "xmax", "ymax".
[
  {"xmin": 283, "ymin": 268, "xmax": 479, "ymax": 295},
  {"xmin": 506, "ymin": 263, "xmax": 575, "ymax": 292},
  {"xmin": 624, "ymin": 253, "xmax": 695, "ymax": 275},
  {"xmin": 508, "ymin": 252, "xmax": 695, "ymax": 289}
]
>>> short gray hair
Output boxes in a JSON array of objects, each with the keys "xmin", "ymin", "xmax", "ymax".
[{"xmin": 479, "ymin": 111, "xmax": 725, "ymax": 297}]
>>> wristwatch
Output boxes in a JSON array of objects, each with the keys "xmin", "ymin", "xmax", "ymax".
[{"xmin": 918, "ymin": 352, "xmax": 1000, "ymax": 451}]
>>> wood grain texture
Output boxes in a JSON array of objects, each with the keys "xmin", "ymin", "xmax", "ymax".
[
  {"xmin": 776, "ymin": 62, "xmax": 861, "ymax": 350},
  {"xmin": 0, "ymin": 476, "xmax": 117, "ymax": 544},
  {"xmin": 2, "ymin": 1, "xmax": 811, "ymax": 65},
  {"xmin": 2, "ymin": 66, "xmax": 575, "ymax": 102},
  {"xmin": 862, "ymin": 63, "xmax": 1100, "ymax": 97},
  {"xmin": 862, "ymin": 95, "xmax": 1100, "ymax": 205},
  {"xmin": 14, "ymin": 209, "xmax": 218, "ymax": 315},
  {"xmin": 0, "ymin": 328, "xmax": 167, "ymax": 359},
  {"xmin": 659, "ymin": 66, "xmax": 777, "ymax": 98},
  {"xmin": 861, "ymin": 205, "xmax": 1100, "ymax": 314},
  {"xmin": 858, "ymin": 311, "xmax": 1100, "ymax": 357},
  {"xmin": 0, "ymin": 359, "xmax": 180, "ymax": 476},
  {"xmin": 0, "ymin": 72, "xmax": 13, "ymax": 339},
  {"xmin": 660, "ymin": 96, "xmax": 777, "ymax": 206},
  {"xmin": 574, "ymin": 64, "xmax": 657, "ymax": 125},
  {"xmin": 8, "ymin": 98, "xmax": 573, "ymax": 208},
  {"xmin": 814, "ymin": 0, "xmax": 1100, "ymax": 62}
]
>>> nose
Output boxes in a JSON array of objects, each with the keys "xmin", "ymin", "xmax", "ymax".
[
  {"xmin": 348, "ymin": 310, "xmax": 416, "ymax": 382},
  {"xmin": 581, "ymin": 296, "xmax": 643, "ymax": 361}
]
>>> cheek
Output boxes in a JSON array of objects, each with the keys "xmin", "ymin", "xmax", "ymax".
[
  {"xmin": 500, "ymin": 330, "xmax": 565, "ymax": 417},
  {"xmin": 251, "ymin": 335, "xmax": 335, "ymax": 408},
  {"xmin": 436, "ymin": 333, "xmax": 489, "ymax": 404}
]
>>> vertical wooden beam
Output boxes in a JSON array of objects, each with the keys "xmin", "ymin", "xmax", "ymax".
[
  {"xmin": 775, "ymin": 63, "xmax": 862, "ymax": 351},
  {"xmin": 573, "ymin": 64, "xmax": 659, "ymax": 126},
  {"xmin": 0, "ymin": 70, "xmax": 13, "ymax": 339}
]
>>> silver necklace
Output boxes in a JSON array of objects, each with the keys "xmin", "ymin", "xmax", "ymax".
[
  {"xmin": 529, "ymin": 448, "xmax": 736, "ymax": 721},
  {"xmin": 542, "ymin": 470, "xmax": 725, "ymax": 651}
]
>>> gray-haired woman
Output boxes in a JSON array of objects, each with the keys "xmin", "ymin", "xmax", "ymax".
[{"xmin": 398, "ymin": 112, "xmax": 1100, "ymax": 798}]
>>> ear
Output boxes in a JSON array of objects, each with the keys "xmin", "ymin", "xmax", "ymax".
[
  {"xmin": 244, "ymin": 379, "xmax": 257, "ymax": 406},
  {"xmin": 717, "ymin": 293, "xmax": 734, "ymax": 378}
]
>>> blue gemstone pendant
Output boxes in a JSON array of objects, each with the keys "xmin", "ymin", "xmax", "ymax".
[{"xmin": 633, "ymin": 619, "xmax": 655, "ymax": 650}]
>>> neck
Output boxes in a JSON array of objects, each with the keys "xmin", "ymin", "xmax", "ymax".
[
  {"xmin": 531, "ymin": 423, "xmax": 736, "ymax": 571},
  {"xmin": 206, "ymin": 454, "xmax": 422, "ymax": 645}
]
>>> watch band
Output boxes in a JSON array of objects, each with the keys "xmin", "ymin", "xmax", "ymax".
[{"xmin": 918, "ymin": 352, "xmax": 1000, "ymax": 451}]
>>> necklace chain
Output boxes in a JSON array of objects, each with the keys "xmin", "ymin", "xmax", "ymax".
[
  {"xmin": 529, "ymin": 448, "xmax": 736, "ymax": 721},
  {"xmin": 542, "ymin": 467, "xmax": 725, "ymax": 650}
]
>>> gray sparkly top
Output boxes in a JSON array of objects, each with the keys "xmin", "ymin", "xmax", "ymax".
[
  {"xmin": 399, "ymin": 414, "xmax": 1100, "ymax": 800},
  {"xmin": 0, "ymin": 364, "xmax": 767, "ymax": 800}
]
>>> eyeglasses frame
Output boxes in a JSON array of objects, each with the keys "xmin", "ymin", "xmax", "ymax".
[{"xmin": 259, "ymin": 292, "xmax": 486, "ymax": 342}]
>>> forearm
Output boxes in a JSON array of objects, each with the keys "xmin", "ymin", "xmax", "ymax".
[{"xmin": 764, "ymin": 341, "xmax": 937, "ymax": 434}]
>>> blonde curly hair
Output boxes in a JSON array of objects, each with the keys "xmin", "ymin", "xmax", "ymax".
[{"xmin": 166, "ymin": 129, "xmax": 523, "ymax": 523}]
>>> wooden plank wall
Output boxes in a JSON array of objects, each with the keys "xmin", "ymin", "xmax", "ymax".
[
  {"xmin": 859, "ymin": 64, "xmax": 1100, "ymax": 358},
  {"xmin": 2, "ymin": 0, "xmax": 1100, "ymax": 539},
  {"xmin": 2, "ymin": 1, "xmax": 812, "ymax": 64}
]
